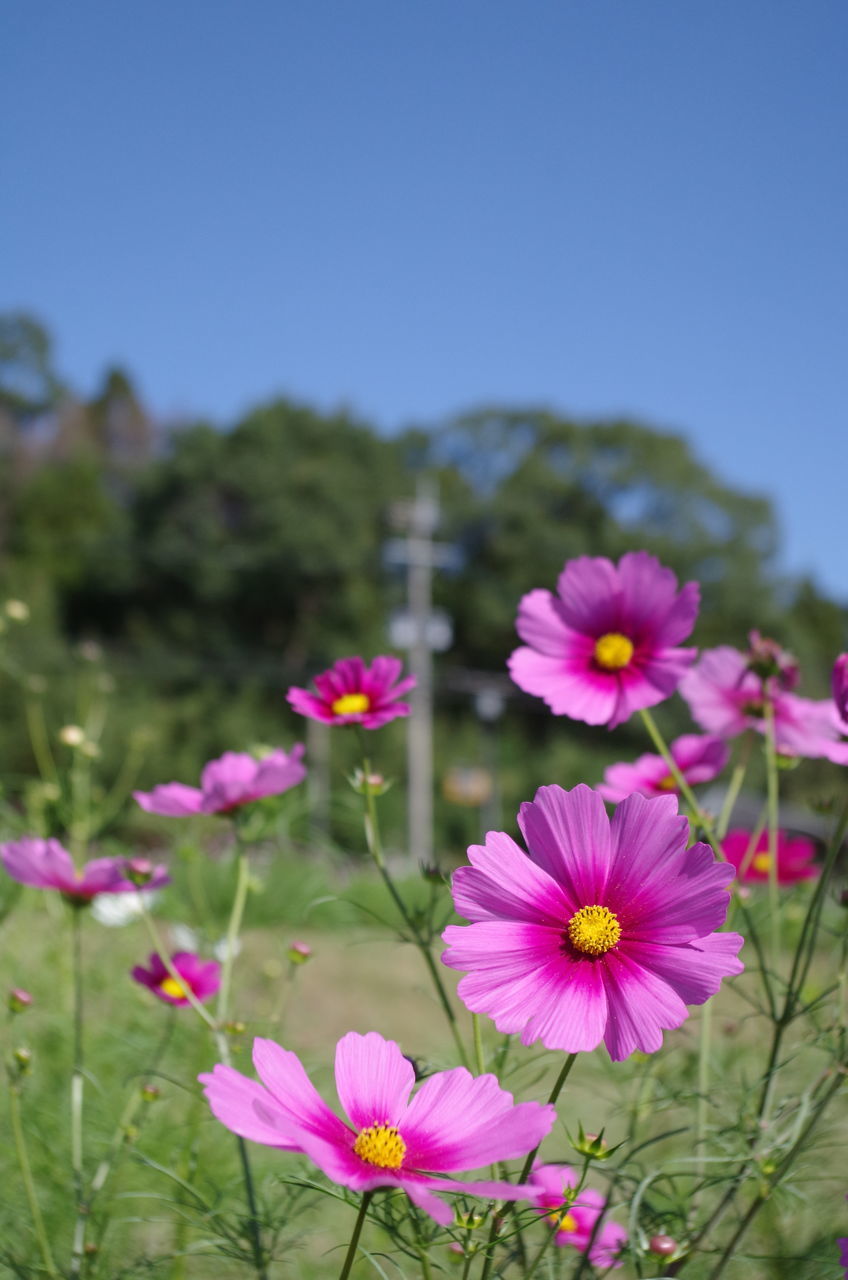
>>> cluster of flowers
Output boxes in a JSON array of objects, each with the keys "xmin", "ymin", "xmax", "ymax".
[{"xmin": 4, "ymin": 552, "xmax": 846, "ymax": 1267}]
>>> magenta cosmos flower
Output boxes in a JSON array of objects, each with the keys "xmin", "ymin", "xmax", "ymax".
[
  {"xmin": 529, "ymin": 1163, "xmax": 627, "ymax": 1267},
  {"xmin": 597, "ymin": 733, "xmax": 729, "ymax": 803},
  {"xmin": 833, "ymin": 654, "xmax": 848, "ymax": 724},
  {"xmin": 722, "ymin": 829, "xmax": 819, "ymax": 885},
  {"xmin": 680, "ymin": 646, "xmax": 848, "ymax": 764},
  {"xmin": 442, "ymin": 785, "xmax": 744, "ymax": 1061},
  {"xmin": 287, "ymin": 655, "xmax": 416, "ymax": 729},
  {"xmin": 134, "ymin": 745, "xmax": 306, "ymax": 817},
  {"xmin": 508, "ymin": 552, "xmax": 699, "ymax": 730},
  {"xmin": 0, "ymin": 837, "xmax": 169, "ymax": 905},
  {"xmin": 199, "ymin": 1030, "xmax": 555, "ymax": 1225},
  {"xmin": 131, "ymin": 951, "xmax": 221, "ymax": 1006}
]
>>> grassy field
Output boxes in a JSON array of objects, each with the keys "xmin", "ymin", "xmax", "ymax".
[{"xmin": 1, "ymin": 860, "xmax": 845, "ymax": 1280}]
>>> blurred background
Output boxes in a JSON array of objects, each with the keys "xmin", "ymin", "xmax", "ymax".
[{"xmin": 2, "ymin": 1, "xmax": 847, "ymax": 859}]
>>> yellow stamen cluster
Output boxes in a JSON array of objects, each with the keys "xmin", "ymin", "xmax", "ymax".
[
  {"xmin": 752, "ymin": 852, "xmax": 771, "ymax": 873},
  {"xmin": 567, "ymin": 905, "xmax": 622, "ymax": 956},
  {"xmin": 159, "ymin": 976, "xmax": 189, "ymax": 999},
  {"xmin": 593, "ymin": 632, "xmax": 634, "ymax": 671},
  {"xmin": 656, "ymin": 774, "xmax": 678, "ymax": 792},
  {"xmin": 353, "ymin": 1124, "xmax": 407, "ymax": 1169},
  {"xmin": 548, "ymin": 1210, "xmax": 578, "ymax": 1234},
  {"xmin": 331, "ymin": 692, "xmax": 371, "ymax": 715}
]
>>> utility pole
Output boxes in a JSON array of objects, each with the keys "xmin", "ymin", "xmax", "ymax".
[{"xmin": 386, "ymin": 479, "xmax": 456, "ymax": 868}]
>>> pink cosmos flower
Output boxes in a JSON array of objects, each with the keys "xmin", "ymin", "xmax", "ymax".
[
  {"xmin": 508, "ymin": 552, "xmax": 699, "ymax": 730},
  {"xmin": 287, "ymin": 656, "xmax": 416, "ymax": 729},
  {"xmin": 0, "ymin": 837, "xmax": 169, "ymax": 904},
  {"xmin": 133, "ymin": 746, "xmax": 306, "ymax": 817},
  {"xmin": 597, "ymin": 733, "xmax": 729, "ymax": 803},
  {"xmin": 199, "ymin": 1030, "xmax": 555, "ymax": 1226},
  {"xmin": 529, "ymin": 1163, "xmax": 627, "ymax": 1267},
  {"xmin": 680, "ymin": 646, "xmax": 848, "ymax": 764},
  {"xmin": 722, "ymin": 829, "xmax": 819, "ymax": 885},
  {"xmin": 441, "ymin": 785, "xmax": 744, "ymax": 1061},
  {"xmin": 833, "ymin": 654, "xmax": 848, "ymax": 724},
  {"xmin": 131, "ymin": 951, "xmax": 221, "ymax": 1006}
]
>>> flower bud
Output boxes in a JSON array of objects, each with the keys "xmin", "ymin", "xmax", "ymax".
[
  {"xmin": 349, "ymin": 767, "xmax": 391, "ymax": 796},
  {"xmin": 287, "ymin": 941, "xmax": 312, "ymax": 965},
  {"xmin": 572, "ymin": 1120, "xmax": 612, "ymax": 1159},
  {"xmin": 13, "ymin": 1047, "xmax": 32, "ymax": 1073},
  {"xmin": 648, "ymin": 1234, "xmax": 678, "ymax": 1257},
  {"xmin": 58, "ymin": 724, "xmax": 86, "ymax": 747},
  {"xmin": 140, "ymin": 1083, "xmax": 160, "ymax": 1102},
  {"xmin": 8, "ymin": 988, "xmax": 32, "ymax": 1014}
]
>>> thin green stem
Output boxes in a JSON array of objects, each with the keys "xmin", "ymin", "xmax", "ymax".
[
  {"xmin": 338, "ymin": 1192, "xmax": 373, "ymax": 1280},
  {"xmin": 763, "ymin": 702, "xmax": 781, "ymax": 970},
  {"xmin": 694, "ymin": 1000, "xmax": 712, "ymax": 1203},
  {"xmin": 24, "ymin": 696, "xmax": 59, "ymax": 786},
  {"xmin": 237, "ymin": 1133, "xmax": 268, "ymax": 1280},
  {"xmin": 479, "ymin": 1054, "xmax": 578, "ymax": 1280},
  {"xmin": 716, "ymin": 734, "xmax": 754, "ymax": 838},
  {"xmin": 69, "ymin": 907, "xmax": 87, "ymax": 1278},
  {"xmin": 360, "ymin": 758, "xmax": 470, "ymax": 1069},
  {"xmin": 472, "ymin": 1013, "xmax": 486, "ymax": 1076},
  {"xmin": 522, "ymin": 1213, "xmax": 558, "ymax": 1280},
  {"xmin": 216, "ymin": 848, "xmax": 251, "ymax": 1030},
  {"xmin": 9, "ymin": 1081, "xmax": 59, "ymax": 1277},
  {"xmin": 639, "ymin": 708, "xmax": 707, "ymax": 827}
]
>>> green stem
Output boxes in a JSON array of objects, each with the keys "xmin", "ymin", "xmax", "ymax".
[
  {"xmin": 69, "ymin": 907, "xmax": 87, "ymax": 1278},
  {"xmin": 639, "ymin": 708, "xmax": 706, "ymax": 826},
  {"xmin": 9, "ymin": 1081, "xmax": 59, "ymax": 1277},
  {"xmin": 237, "ymin": 1133, "xmax": 268, "ymax": 1280},
  {"xmin": 522, "ymin": 1212, "xmax": 558, "ymax": 1280},
  {"xmin": 763, "ymin": 702, "xmax": 781, "ymax": 970},
  {"xmin": 24, "ymin": 696, "xmax": 59, "ymax": 786},
  {"xmin": 216, "ymin": 848, "xmax": 251, "ymax": 1030},
  {"xmin": 472, "ymin": 1013, "xmax": 486, "ymax": 1076},
  {"xmin": 479, "ymin": 1054, "xmax": 578, "ymax": 1280},
  {"xmin": 360, "ymin": 758, "xmax": 470, "ymax": 1069},
  {"xmin": 694, "ymin": 999, "xmax": 711, "ymax": 1200},
  {"xmin": 716, "ymin": 734, "xmax": 754, "ymax": 839},
  {"xmin": 338, "ymin": 1192, "xmax": 372, "ymax": 1280}
]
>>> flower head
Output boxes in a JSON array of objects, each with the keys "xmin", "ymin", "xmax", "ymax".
[
  {"xmin": 442, "ymin": 785, "xmax": 744, "ymax": 1061},
  {"xmin": 131, "ymin": 951, "xmax": 221, "ymax": 1006},
  {"xmin": 508, "ymin": 552, "xmax": 699, "ymax": 729},
  {"xmin": 134, "ymin": 745, "xmax": 306, "ymax": 817},
  {"xmin": 680, "ymin": 647, "xmax": 848, "ymax": 764},
  {"xmin": 529, "ymin": 1163, "xmax": 627, "ymax": 1267},
  {"xmin": 0, "ymin": 838, "xmax": 169, "ymax": 905},
  {"xmin": 833, "ymin": 654, "xmax": 848, "ymax": 724},
  {"xmin": 597, "ymin": 734, "xmax": 729, "ymax": 803},
  {"xmin": 722, "ymin": 830, "xmax": 819, "ymax": 885},
  {"xmin": 199, "ymin": 1030, "xmax": 555, "ymax": 1225},
  {"xmin": 287, "ymin": 656, "xmax": 415, "ymax": 729}
]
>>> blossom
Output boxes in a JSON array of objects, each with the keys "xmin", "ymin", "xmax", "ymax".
[
  {"xmin": 131, "ymin": 951, "xmax": 221, "ymax": 1006},
  {"xmin": 508, "ymin": 552, "xmax": 699, "ymax": 730},
  {"xmin": 833, "ymin": 654, "xmax": 848, "ymax": 724},
  {"xmin": 134, "ymin": 745, "xmax": 306, "ymax": 817},
  {"xmin": 680, "ymin": 646, "xmax": 848, "ymax": 764},
  {"xmin": 722, "ymin": 829, "xmax": 819, "ymax": 885},
  {"xmin": 287, "ymin": 656, "xmax": 415, "ymax": 729},
  {"xmin": 597, "ymin": 734, "xmax": 728, "ymax": 803},
  {"xmin": 0, "ymin": 837, "xmax": 169, "ymax": 904},
  {"xmin": 441, "ymin": 785, "xmax": 744, "ymax": 1061},
  {"xmin": 199, "ymin": 1030, "xmax": 555, "ymax": 1225},
  {"xmin": 529, "ymin": 1163, "xmax": 627, "ymax": 1267}
]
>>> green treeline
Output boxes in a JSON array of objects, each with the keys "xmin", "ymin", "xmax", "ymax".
[{"xmin": 1, "ymin": 313, "xmax": 844, "ymax": 853}]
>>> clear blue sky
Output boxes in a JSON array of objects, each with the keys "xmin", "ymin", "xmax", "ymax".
[{"xmin": 4, "ymin": 2, "xmax": 847, "ymax": 600}]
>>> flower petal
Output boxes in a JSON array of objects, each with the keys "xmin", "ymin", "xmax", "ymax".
[
  {"xmin": 252, "ymin": 1038, "xmax": 350, "ymax": 1144},
  {"xmin": 199, "ymin": 1064, "xmax": 302, "ymax": 1149},
  {"xmin": 451, "ymin": 831, "xmax": 572, "ymax": 925},
  {"xmin": 518, "ymin": 784, "xmax": 612, "ymax": 903},
  {"xmin": 134, "ymin": 783, "xmax": 204, "ymax": 817},
  {"xmin": 334, "ymin": 1031, "xmax": 415, "ymax": 1130}
]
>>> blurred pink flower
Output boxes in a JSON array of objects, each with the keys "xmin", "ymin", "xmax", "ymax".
[
  {"xmin": 597, "ymin": 733, "xmax": 728, "ymax": 803},
  {"xmin": 134, "ymin": 746, "xmax": 306, "ymax": 817},
  {"xmin": 0, "ymin": 837, "xmax": 169, "ymax": 904},
  {"xmin": 529, "ymin": 1163, "xmax": 627, "ymax": 1267},
  {"xmin": 442, "ymin": 785, "xmax": 744, "ymax": 1061},
  {"xmin": 287, "ymin": 656, "xmax": 415, "ymax": 728},
  {"xmin": 680, "ymin": 646, "xmax": 848, "ymax": 764},
  {"xmin": 131, "ymin": 951, "xmax": 221, "ymax": 1006},
  {"xmin": 722, "ymin": 829, "xmax": 819, "ymax": 885},
  {"xmin": 200, "ymin": 1030, "xmax": 555, "ymax": 1225},
  {"xmin": 508, "ymin": 552, "xmax": 699, "ymax": 729}
]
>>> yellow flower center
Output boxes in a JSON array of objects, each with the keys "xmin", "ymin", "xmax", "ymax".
[
  {"xmin": 567, "ymin": 904, "xmax": 622, "ymax": 956},
  {"xmin": 331, "ymin": 692, "xmax": 371, "ymax": 715},
  {"xmin": 593, "ymin": 632, "xmax": 634, "ymax": 671},
  {"xmin": 353, "ymin": 1124, "xmax": 407, "ymax": 1169},
  {"xmin": 656, "ymin": 774, "xmax": 678, "ymax": 792},
  {"xmin": 159, "ymin": 976, "xmax": 188, "ymax": 999},
  {"xmin": 548, "ymin": 1210, "xmax": 578, "ymax": 1234},
  {"xmin": 752, "ymin": 852, "xmax": 771, "ymax": 873}
]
